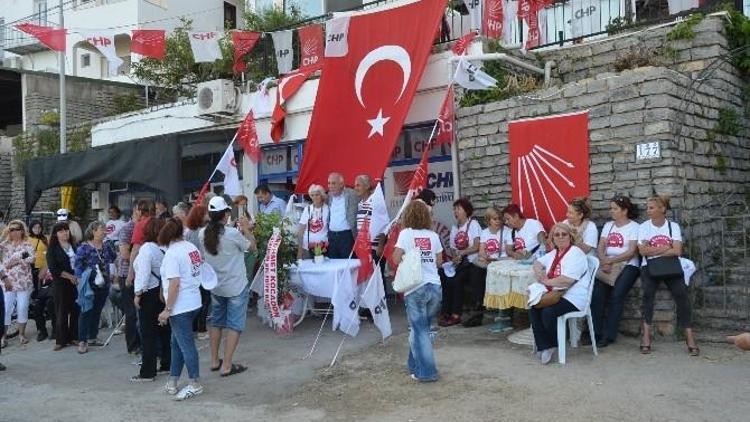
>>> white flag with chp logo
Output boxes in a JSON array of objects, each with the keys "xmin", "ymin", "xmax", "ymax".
[
  {"xmin": 215, "ymin": 142, "xmax": 241, "ymax": 196},
  {"xmin": 324, "ymin": 14, "xmax": 350, "ymax": 57},
  {"xmin": 463, "ymin": 0, "xmax": 483, "ymax": 31},
  {"xmin": 80, "ymin": 31, "xmax": 123, "ymax": 76},
  {"xmin": 454, "ymin": 58, "xmax": 498, "ymax": 90},
  {"xmin": 188, "ymin": 31, "xmax": 222, "ymax": 63},
  {"xmin": 271, "ymin": 30, "xmax": 294, "ymax": 75}
]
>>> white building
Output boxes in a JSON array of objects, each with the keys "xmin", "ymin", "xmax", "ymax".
[{"xmin": 0, "ymin": 0, "xmax": 245, "ymax": 82}]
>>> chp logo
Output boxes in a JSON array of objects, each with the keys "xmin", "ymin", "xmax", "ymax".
[
  {"xmin": 484, "ymin": 0, "xmax": 504, "ymax": 37},
  {"xmin": 86, "ymin": 36, "xmax": 113, "ymax": 47},
  {"xmin": 414, "ymin": 237, "xmax": 432, "ymax": 250},
  {"xmin": 485, "ymin": 238, "xmax": 501, "ymax": 254},
  {"xmin": 649, "ymin": 235, "xmax": 672, "ymax": 248},
  {"xmin": 191, "ymin": 31, "xmax": 218, "ymax": 41},
  {"xmin": 309, "ymin": 218, "xmax": 324, "ymax": 233},
  {"xmin": 454, "ymin": 230, "xmax": 469, "ymax": 250},
  {"xmin": 606, "ymin": 232, "xmax": 625, "ymax": 248},
  {"xmin": 513, "ymin": 236, "xmax": 526, "ymax": 252}
]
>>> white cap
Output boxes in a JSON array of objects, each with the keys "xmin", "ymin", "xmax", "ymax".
[
  {"xmin": 56, "ymin": 208, "xmax": 69, "ymax": 221},
  {"xmin": 208, "ymin": 196, "xmax": 231, "ymax": 212}
]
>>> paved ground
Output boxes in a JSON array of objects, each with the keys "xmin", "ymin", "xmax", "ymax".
[{"xmin": 1, "ymin": 306, "xmax": 749, "ymax": 422}]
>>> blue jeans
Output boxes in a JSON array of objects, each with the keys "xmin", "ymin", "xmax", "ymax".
[
  {"xmin": 405, "ymin": 283, "xmax": 442, "ymax": 381},
  {"xmin": 78, "ymin": 287, "xmax": 108, "ymax": 342},
  {"xmin": 170, "ymin": 308, "xmax": 200, "ymax": 380}
]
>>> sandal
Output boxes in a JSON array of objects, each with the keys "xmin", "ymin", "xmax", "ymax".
[
  {"xmin": 639, "ymin": 322, "xmax": 652, "ymax": 354},
  {"xmin": 220, "ymin": 363, "xmax": 247, "ymax": 377},
  {"xmin": 77, "ymin": 342, "xmax": 88, "ymax": 354},
  {"xmin": 210, "ymin": 359, "xmax": 223, "ymax": 372},
  {"xmin": 688, "ymin": 346, "xmax": 700, "ymax": 356}
]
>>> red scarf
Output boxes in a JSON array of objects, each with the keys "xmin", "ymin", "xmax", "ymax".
[{"xmin": 545, "ymin": 245, "xmax": 572, "ymax": 291}]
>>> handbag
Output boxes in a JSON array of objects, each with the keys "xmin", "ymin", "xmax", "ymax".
[
  {"xmin": 392, "ymin": 230, "xmax": 424, "ymax": 293},
  {"xmin": 533, "ymin": 290, "xmax": 564, "ymax": 309},
  {"xmin": 596, "ymin": 261, "xmax": 626, "ymax": 287},
  {"xmin": 646, "ymin": 221, "xmax": 684, "ymax": 280}
]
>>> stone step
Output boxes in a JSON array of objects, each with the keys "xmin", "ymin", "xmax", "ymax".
[{"xmin": 693, "ymin": 314, "xmax": 750, "ymax": 336}]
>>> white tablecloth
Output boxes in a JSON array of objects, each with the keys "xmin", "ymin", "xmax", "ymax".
[{"xmin": 484, "ymin": 259, "xmax": 536, "ymax": 310}]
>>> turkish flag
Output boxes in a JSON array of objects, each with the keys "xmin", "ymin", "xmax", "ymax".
[
  {"xmin": 131, "ymin": 29, "xmax": 166, "ymax": 59},
  {"xmin": 435, "ymin": 88, "xmax": 454, "ymax": 145},
  {"xmin": 354, "ymin": 216, "xmax": 374, "ymax": 284},
  {"xmin": 483, "ymin": 0, "xmax": 504, "ymax": 39},
  {"xmin": 15, "ymin": 23, "xmax": 66, "ymax": 52},
  {"xmin": 295, "ymin": 0, "xmax": 446, "ymax": 193},
  {"xmin": 509, "ymin": 111, "xmax": 590, "ymax": 231},
  {"xmin": 451, "ymin": 31, "xmax": 477, "ymax": 56},
  {"xmin": 232, "ymin": 31, "xmax": 261, "ymax": 73},
  {"xmin": 270, "ymin": 67, "xmax": 315, "ymax": 143},
  {"xmin": 237, "ymin": 110, "xmax": 261, "ymax": 162},
  {"xmin": 298, "ymin": 24, "xmax": 324, "ymax": 70}
]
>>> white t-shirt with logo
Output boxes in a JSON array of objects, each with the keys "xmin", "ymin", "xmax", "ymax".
[
  {"xmin": 105, "ymin": 219, "xmax": 125, "ymax": 242},
  {"xmin": 395, "ymin": 228, "xmax": 443, "ymax": 294},
  {"xmin": 160, "ymin": 240, "xmax": 203, "ymax": 316},
  {"xmin": 638, "ymin": 220, "xmax": 682, "ymax": 267},
  {"xmin": 480, "ymin": 227, "xmax": 509, "ymax": 260},
  {"xmin": 537, "ymin": 245, "xmax": 590, "ymax": 310},
  {"xmin": 507, "ymin": 218, "xmax": 545, "ymax": 253},
  {"xmin": 563, "ymin": 219, "xmax": 599, "ymax": 256},
  {"xmin": 299, "ymin": 204, "xmax": 330, "ymax": 249},
  {"xmin": 601, "ymin": 220, "xmax": 640, "ymax": 267},
  {"xmin": 450, "ymin": 219, "xmax": 482, "ymax": 264}
]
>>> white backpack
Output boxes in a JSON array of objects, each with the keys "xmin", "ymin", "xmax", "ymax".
[{"xmin": 392, "ymin": 229, "xmax": 424, "ymax": 293}]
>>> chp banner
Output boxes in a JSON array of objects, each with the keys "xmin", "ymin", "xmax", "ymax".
[
  {"xmin": 509, "ymin": 111, "xmax": 590, "ymax": 230},
  {"xmin": 189, "ymin": 31, "xmax": 222, "ymax": 62},
  {"xmin": 483, "ymin": 0, "xmax": 504, "ymax": 39},
  {"xmin": 295, "ymin": 0, "xmax": 446, "ymax": 192},
  {"xmin": 81, "ymin": 31, "xmax": 123, "ymax": 75},
  {"xmin": 271, "ymin": 30, "xmax": 294, "ymax": 75},
  {"xmin": 15, "ymin": 23, "xmax": 66, "ymax": 52},
  {"xmin": 215, "ymin": 143, "xmax": 241, "ymax": 196},
  {"xmin": 232, "ymin": 31, "xmax": 261, "ymax": 73},
  {"xmin": 131, "ymin": 29, "xmax": 166, "ymax": 59},
  {"xmin": 298, "ymin": 24, "xmax": 324, "ymax": 69}
]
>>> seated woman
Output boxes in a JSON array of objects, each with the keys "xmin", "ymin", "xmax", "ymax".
[
  {"xmin": 590, "ymin": 195, "xmax": 641, "ymax": 348},
  {"xmin": 502, "ymin": 204, "xmax": 546, "ymax": 260},
  {"xmin": 297, "ymin": 184, "xmax": 330, "ymax": 259},
  {"xmin": 529, "ymin": 223, "xmax": 590, "ymax": 365},
  {"xmin": 563, "ymin": 197, "xmax": 598, "ymax": 255},
  {"xmin": 439, "ymin": 198, "xmax": 481, "ymax": 327},
  {"xmin": 638, "ymin": 194, "xmax": 698, "ymax": 356}
]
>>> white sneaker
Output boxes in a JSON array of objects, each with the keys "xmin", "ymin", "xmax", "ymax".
[
  {"xmin": 540, "ymin": 348, "xmax": 556, "ymax": 365},
  {"xmin": 164, "ymin": 380, "xmax": 178, "ymax": 395},
  {"xmin": 174, "ymin": 384, "xmax": 203, "ymax": 401}
]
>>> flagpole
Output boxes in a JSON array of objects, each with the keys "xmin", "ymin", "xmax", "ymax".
[
  {"xmin": 203, "ymin": 132, "xmax": 238, "ymax": 190},
  {"xmin": 59, "ymin": 0, "xmax": 66, "ymax": 154}
]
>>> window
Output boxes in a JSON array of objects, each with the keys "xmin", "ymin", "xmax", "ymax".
[
  {"xmin": 224, "ymin": 2, "xmax": 237, "ymax": 29},
  {"xmin": 81, "ymin": 54, "xmax": 91, "ymax": 68},
  {"xmin": 254, "ymin": 0, "xmax": 274, "ymax": 12},
  {"xmin": 33, "ymin": 0, "xmax": 48, "ymax": 24}
]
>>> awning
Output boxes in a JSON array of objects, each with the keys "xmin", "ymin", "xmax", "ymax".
[{"xmin": 25, "ymin": 137, "xmax": 182, "ymax": 213}]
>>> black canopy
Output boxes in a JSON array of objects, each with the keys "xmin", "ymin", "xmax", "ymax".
[{"xmin": 25, "ymin": 137, "xmax": 182, "ymax": 213}]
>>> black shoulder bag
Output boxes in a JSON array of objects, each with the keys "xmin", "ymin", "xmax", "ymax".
[{"xmin": 645, "ymin": 221, "xmax": 684, "ymax": 280}]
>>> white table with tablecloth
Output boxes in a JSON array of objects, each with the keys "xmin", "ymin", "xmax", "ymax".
[{"xmin": 483, "ymin": 259, "xmax": 537, "ymax": 311}]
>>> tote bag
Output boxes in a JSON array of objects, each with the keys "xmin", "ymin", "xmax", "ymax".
[{"xmin": 392, "ymin": 230, "xmax": 424, "ymax": 293}]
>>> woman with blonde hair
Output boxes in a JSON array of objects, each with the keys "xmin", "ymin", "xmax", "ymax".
[
  {"xmin": 297, "ymin": 184, "xmax": 330, "ymax": 259},
  {"xmin": 529, "ymin": 222, "xmax": 589, "ymax": 365},
  {"xmin": 0, "ymin": 220, "xmax": 35, "ymax": 346},
  {"xmin": 638, "ymin": 194, "xmax": 698, "ymax": 356},
  {"xmin": 563, "ymin": 197, "xmax": 598, "ymax": 255}
]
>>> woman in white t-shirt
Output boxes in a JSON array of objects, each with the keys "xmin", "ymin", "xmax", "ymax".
[
  {"xmin": 590, "ymin": 195, "xmax": 641, "ymax": 348},
  {"xmin": 439, "ymin": 198, "xmax": 481, "ymax": 327},
  {"xmin": 563, "ymin": 197, "xmax": 598, "ymax": 255},
  {"xmin": 392, "ymin": 201, "xmax": 443, "ymax": 382},
  {"xmin": 297, "ymin": 184, "xmax": 330, "ymax": 259},
  {"xmin": 157, "ymin": 218, "xmax": 204, "ymax": 401},
  {"xmin": 502, "ymin": 204, "xmax": 547, "ymax": 260},
  {"xmin": 637, "ymin": 195, "xmax": 698, "ymax": 356},
  {"xmin": 529, "ymin": 223, "xmax": 589, "ymax": 365}
]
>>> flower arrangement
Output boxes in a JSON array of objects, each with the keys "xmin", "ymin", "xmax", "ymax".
[{"xmin": 309, "ymin": 241, "xmax": 329, "ymax": 257}]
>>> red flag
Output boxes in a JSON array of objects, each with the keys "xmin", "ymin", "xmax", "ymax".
[
  {"xmin": 15, "ymin": 23, "xmax": 66, "ymax": 52},
  {"xmin": 451, "ymin": 31, "xmax": 477, "ymax": 56},
  {"xmin": 195, "ymin": 182, "xmax": 210, "ymax": 206},
  {"xmin": 383, "ymin": 222, "xmax": 402, "ymax": 272},
  {"xmin": 270, "ymin": 67, "xmax": 315, "ymax": 143},
  {"xmin": 518, "ymin": 0, "xmax": 552, "ymax": 49},
  {"xmin": 354, "ymin": 216, "xmax": 374, "ymax": 283},
  {"xmin": 483, "ymin": 0, "xmax": 504, "ymax": 39},
  {"xmin": 232, "ymin": 31, "xmax": 261, "ymax": 74},
  {"xmin": 237, "ymin": 110, "xmax": 260, "ymax": 162},
  {"xmin": 295, "ymin": 0, "xmax": 446, "ymax": 193},
  {"xmin": 131, "ymin": 29, "xmax": 166, "ymax": 59},
  {"xmin": 435, "ymin": 88, "xmax": 454, "ymax": 145},
  {"xmin": 408, "ymin": 144, "xmax": 430, "ymax": 194},
  {"xmin": 297, "ymin": 24, "xmax": 324, "ymax": 70}
]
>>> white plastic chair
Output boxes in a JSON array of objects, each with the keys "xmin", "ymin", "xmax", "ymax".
[{"xmin": 556, "ymin": 256, "xmax": 600, "ymax": 365}]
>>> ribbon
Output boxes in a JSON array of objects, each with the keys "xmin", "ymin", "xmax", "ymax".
[{"xmin": 263, "ymin": 228, "xmax": 283, "ymax": 324}]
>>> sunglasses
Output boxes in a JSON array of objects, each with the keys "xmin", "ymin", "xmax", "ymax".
[
  {"xmin": 9, "ymin": 227, "xmax": 23, "ymax": 232},
  {"xmin": 553, "ymin": 232, "xmax": 570, "ymax": 238}
]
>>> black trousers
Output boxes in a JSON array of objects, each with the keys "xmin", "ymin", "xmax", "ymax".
[
  {"xmin": 640, "ymin": 269, "xmax": 692, "ymax": 329},
  {"xmin": 440, "ymin": 263, "xmax": 472, "ymax": 316},
  {"xmin": 591, "ymin": 265, "xmax": 640, "ymax": 342},
  {"xmin": 120, "ymin": 280, "xmax": 141, "ymax": 353},
  {"xmin": 33, "ymin": 288, "xmax": 56, "ymax": 335},
  {"xmin": 53, "ymin": 279, "xmax": 79, "ymax": 346},
  {"xmin": 529, "ymin": 298, "xmax": 578, "ymax": 352},
  {"xmin": 469, "ymin": 265, "xmax": 487, "ymax": 309},
  {"xmin": 193, "ymin": 286, "xmax": 210, "ymax": 333},
  {"xmin": 327, "ymin": 230, "xmax": 355, "ymax": 259},
  {"xmin": 138, "ymin": 287, "xmax": 171, "ymax": 378}
]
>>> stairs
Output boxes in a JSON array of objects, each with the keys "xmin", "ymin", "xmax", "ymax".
[{"xmin": 694, "ymin": 258, "xmax": 750, "ymax": 340}]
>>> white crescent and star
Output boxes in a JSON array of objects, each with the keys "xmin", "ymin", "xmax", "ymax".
[{"xmin": 354, "ymin": 45, "xmax": 411, "ymax": 139}]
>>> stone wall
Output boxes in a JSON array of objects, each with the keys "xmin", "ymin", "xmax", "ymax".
[
  {"xmin": 455, "ymin": 14, "xmax": 749, "ymax": 337},
  {"xmin": 0, "ymin": 138, "xmax": 12, "ymax": 219}
]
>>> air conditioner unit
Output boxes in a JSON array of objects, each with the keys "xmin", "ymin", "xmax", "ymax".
[{"xmin": 196, "ymin": 79, "xmax": 238, "ymax": 116}]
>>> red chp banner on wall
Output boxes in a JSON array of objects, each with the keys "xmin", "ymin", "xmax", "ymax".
[
  {"xmin": 483, "ymin": 0, "xmax": 504, "ymax": 39},
  {"xmin": 131, "ymin": 29, "xmax": 166, "ymax": 59},
  {"xmin": 298, "ymin": 24, "xmax": 324, "ymax": 70},
  {"xmin": 509, "ymin": 111, "xmax": 589, "ymax": 230},
  {"xmin": 295, "ymin": 0, "xmax": 446, "ymax": 192}
]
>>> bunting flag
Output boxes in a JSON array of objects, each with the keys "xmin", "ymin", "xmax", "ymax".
[
  {"xmin": 271, "ymin": 30, "xmax": 293, "ymax": 75},
  {"xmin": 215, "ymin": 143, "xmax": 241, "ymax": 196},
  {"xmin": 195, "ymin": 182, "xmax": 210, "ymax": 205},
  {"xmin": 451, "ymin": 30, "xmax": 478, "ymax": 56},
  {"xmin": 325, "ymin": 14, "xmax": 350, "ymax": 57},
  {"xmin": 483, "ymin": 0, "xmax": 504, "ymax": 39},
  {"xmin": 81, "ymin": 31, "xmax": 124, "ymax": 75},
  {"xmin": 454, "ymin": 57, "xmax": 498, "ymax": 90},
  {"xmin": 518, "ymin": 0, "xmax": 551, "ymax": 49},
  {"xmin": 237, "ymin": 110, "xmax": 260, "ymax": 162},
  {"xmin": 270, "ymin": 67, "xmax": 315, "ymax": 143},
  {"xmin": 504, "ymin": 0, "xmax": 518, "ymax": 45},
  {"xmin": 189, "ymin": 31, "xmax": 222, "ymax": 62},
  {"xmin": 16, "ymin": 22, "xmax": 66, "ymax": 52},
  {"xmin": 436, "ymin": 88, "xmax": 455, "ymax": 145},
  {"xmin": 354, "ymin": 215, "xmax": 374, "ymax": 283},
  {"xmin": 298, "ymin": 24, "xmax": 324, "ymax": 70},
  {"xmin": 463, "ymin": 0, "xmax": 483, "ymax": 30},
  {"xmin": 409, "ymin": 144, "xmax": 430, "ymax": 194},
  {"xmin": 131, "ymin": 29, "xmax": 166, "ymax": 59},
  {"xmin": 295, "ymin": 0, "xmax": 446, "ymax": 192},
  {"xmin": 231, "ymin": 31, "xmax": 261, "ymax": 73}
]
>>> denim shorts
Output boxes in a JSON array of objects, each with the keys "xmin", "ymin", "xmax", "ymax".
[{"xmin": 210, "ymin": 283, "xmax": 250, "ymax": 332}]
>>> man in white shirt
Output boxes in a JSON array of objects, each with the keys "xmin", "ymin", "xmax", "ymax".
[
  {"xmin": 105, "ymin": 206, "xmax": 126, "ymax": 243},
  {"xmin": 325, "ymin": 172, "xmax": 358, "ymax": 259},
  {"xmin": 254, "ymin": 184, "xmax": 286, "ymax": 217}
]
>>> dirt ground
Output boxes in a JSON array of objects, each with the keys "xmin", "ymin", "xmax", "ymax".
[{"xmin": 1, "ymin": 307, "xmax": 749, "ymax": 422}]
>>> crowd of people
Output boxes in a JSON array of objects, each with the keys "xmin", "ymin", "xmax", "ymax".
[{"xmin": 0, "ymin": 173, "xmax": 699, "ymax": 388}]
